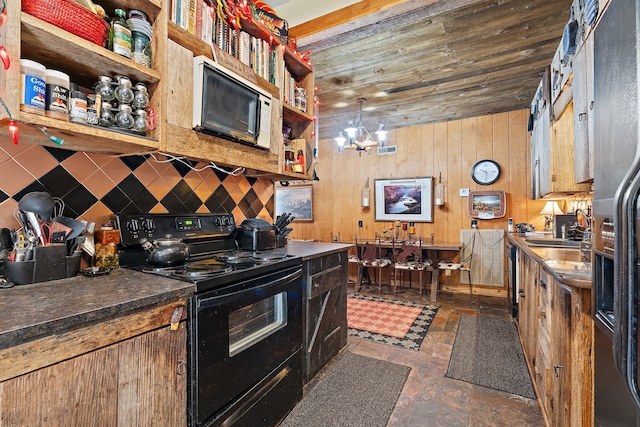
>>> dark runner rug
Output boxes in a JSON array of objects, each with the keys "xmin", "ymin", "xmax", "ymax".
[
  {"xmin": 347, "ymin": 293, "xmax": 439, "ymax": 351},
  {"xmin": 445, "ymin": 315, "xmax": 536, "ymax": 399},
  {"xmin": 280, "ymin": 352, "xmax": 411, "ymax": 427}
]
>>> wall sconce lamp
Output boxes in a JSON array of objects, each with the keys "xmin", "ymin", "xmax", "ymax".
[
  {"xmin": 362, "ymin": 178, "xmax": 370, "ymax": 207},
  {"xmin": 540, "ymin": 201, "xmax": 564, "ymax": 232},
  {"xmin": 434, "ymin": 173, "xmax": 445, "ymax": 206}
]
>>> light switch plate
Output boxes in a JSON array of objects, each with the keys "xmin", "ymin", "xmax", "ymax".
[{"xmin": 460, "ymin": 188, "xmax": 470, "ymax": 197}]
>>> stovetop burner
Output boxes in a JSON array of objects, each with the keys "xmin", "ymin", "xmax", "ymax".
[{"xmin": 142, "ymin": 259, "xmax": 234, "ymax": 281}]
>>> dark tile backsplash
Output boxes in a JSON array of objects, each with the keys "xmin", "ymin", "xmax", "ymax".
[{"xmin": 0, "ymin": 139, "xmax": 275, "ymax": 229}]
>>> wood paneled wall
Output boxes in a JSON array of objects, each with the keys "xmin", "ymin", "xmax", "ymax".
[{"xmin": 289, "ymin": 109, "xmax": 548, "ymax": 243}]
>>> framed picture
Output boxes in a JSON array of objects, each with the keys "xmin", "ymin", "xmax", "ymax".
[
  {"xmin": 468, "ymin": 190, "xmax": 506, "ymax": 219},
  {"xmin": 275, "ymin": 184, "xmax": 313, "ymax": 221},
  {"xmin": 374, "ymin": 177, "xmax": 433, "ymax": 222}
]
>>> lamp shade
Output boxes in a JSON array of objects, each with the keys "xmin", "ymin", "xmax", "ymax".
[{"xmin": 540, "ymin": 201, "xmax": 564, "ymax": 215}]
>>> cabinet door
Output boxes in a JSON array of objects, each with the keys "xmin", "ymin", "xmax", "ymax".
[
  {"xmin": 549, "ymin": 281, "xmax": 572, "ymax": 426},
  {"xmin": 0, "ymin": 323, "xmax": 187, "ymax": 427},
  {"xmin": 117, "ymin": 322, "xmax": 187, "ymax": 426},
  {"xmin": 536, "ymin": 270, "xmax": 551, "ymax": 414},
  {"xmin": 573, "ymin": 36, "xmax": 595, "ymax": 183},
  {"xmin": 0, "ymin": 345, "xmax": 120, "ymax": 426},
  {"xmin": 305, "ymin": 260, "xmax": 348, "ymax": 382},
  {"xmin": 517, "ymin": 253, "xmax": 539, "ymax": 361}
]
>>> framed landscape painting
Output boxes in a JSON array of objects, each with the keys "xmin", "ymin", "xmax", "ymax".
[
  {"xmin": 374, "ymin": 177, "xmax": 433, "ymax": 222},
  {"xmin": 275, "ymin": 184, "xmax": 313, "ymax": 221}
]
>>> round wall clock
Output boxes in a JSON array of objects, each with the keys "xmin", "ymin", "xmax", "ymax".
[{"xmin": 471, "ymin": 159, "xmax": 502, "ymax": 185}]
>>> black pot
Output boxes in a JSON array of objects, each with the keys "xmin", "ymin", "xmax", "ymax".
[{"xmin": 140, "ymin": 236, "xmax": 189, "ymax": 267}]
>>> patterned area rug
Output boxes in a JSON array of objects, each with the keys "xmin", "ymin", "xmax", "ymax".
[{"xmin": 347, "ymin": 293, "xmax": 439, "ymax": 350}]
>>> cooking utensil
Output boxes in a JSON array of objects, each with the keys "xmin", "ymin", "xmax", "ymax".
[
  {"xmin": 51, "ymin": 216, "xmax": 86, "ymax": 241},
  {"xmin": 18, "ymin": 192, "xmax": 55, "ymax": 221},
  {"xmin": 140, "ymin": 236, "xmax": 189, "ymax": 267}
]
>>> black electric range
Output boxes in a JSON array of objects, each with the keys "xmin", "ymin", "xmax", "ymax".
[
  {"xmin": 116, "ymin": 213, "xmax": 304, "ymax": 427},
  {"xmin": 116, "ymin": 213, "xmax": 300, "ymax": 293}
]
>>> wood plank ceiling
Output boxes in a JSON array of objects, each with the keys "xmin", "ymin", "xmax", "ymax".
[{"xmin": 291, "ymin": 0, "xmax": 574, "ymax": 141}]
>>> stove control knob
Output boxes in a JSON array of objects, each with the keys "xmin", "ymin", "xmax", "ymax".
[
  {"xmin": 141, "ymin": 219, "xmax": 155, "ymax": 234},
  {"xmin": 127, "ymin": 219, "xmax": 140, "ymax": 235}
]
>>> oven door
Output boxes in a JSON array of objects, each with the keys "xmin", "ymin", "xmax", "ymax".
[{"xmin": 189, "ymin": 265, "xmax": 303, "ymax": 426}]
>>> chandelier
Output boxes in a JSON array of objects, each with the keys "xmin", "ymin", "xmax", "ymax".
[{"xmin": 335, "ymin": 98, "xmax": 388, "ymax": 154}]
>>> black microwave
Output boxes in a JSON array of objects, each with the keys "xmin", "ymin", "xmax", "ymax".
[{"xmin": 192, "ymin": 56, "xmax": 272, "ymax": 149}]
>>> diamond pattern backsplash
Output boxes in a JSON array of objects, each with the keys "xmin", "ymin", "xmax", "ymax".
[{"xmin": 0, "ymin": 140, "xmax": 275, "ymax": 229}]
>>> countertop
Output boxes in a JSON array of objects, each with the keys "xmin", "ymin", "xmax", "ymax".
[
  {"xmin": 0, "ymin": 269, "xmax": 194, "ymax": 350},
  {"xmin": 281, "ymin": 240, "xmax": 354, "ymax": 259},
  {"xmin": 0, "ymin": 241, "xmax": 352, "ymax": 351},
  {"xmin": 507, "ymin": 233, "xmax": 591, "ymax": 289}
]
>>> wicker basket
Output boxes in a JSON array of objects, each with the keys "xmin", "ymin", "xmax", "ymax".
[{"xmin": 22, "ymin": 0, "xmax": 110, "ymax": 47}]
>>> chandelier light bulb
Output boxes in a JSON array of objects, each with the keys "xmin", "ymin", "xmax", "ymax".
[
  {"xmin": 335, "ymin": 132, "xmax": 346, "ymax": 147},
  {"xmin": 345, "ymin": 121, "xmax": 358, "ymax": 139},
  {"xmin": 375, "ymin": 124, "xmax": 388, "ymax": 142}
]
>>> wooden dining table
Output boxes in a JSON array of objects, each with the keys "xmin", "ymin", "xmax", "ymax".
[{"xmin": 348, "ymin": 238, "xmax": 461, "ymax": 302}]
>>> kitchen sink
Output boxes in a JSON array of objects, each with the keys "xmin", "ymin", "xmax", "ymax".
[
  {"xmin": 544, "ymin": 260, "xmax": 592, "ymax": 278},
  {"xmin": 524, "ymin": 237, "xmax": 582, "ymax": 248}
]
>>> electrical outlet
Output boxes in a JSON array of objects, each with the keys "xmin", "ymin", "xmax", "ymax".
[
  {"xmin": 460, "ymin": 188, "xmax": 470, "ymax": 197},
  {"xmin": 445, "ymin": 269, "xmax": 452, "ymax": 276},
  {"xmin": 358, "ymin": 220, "xmax": 363, "ymax": 228}
]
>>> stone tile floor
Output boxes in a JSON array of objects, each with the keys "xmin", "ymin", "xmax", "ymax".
[{"xmin": 330, "ymin": 284, "xmax": 546, "ymax": 427}]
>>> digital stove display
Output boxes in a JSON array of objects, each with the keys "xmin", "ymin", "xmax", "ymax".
[{"xmin": 176, "ymin": 217, "xmax": 201, "ymax": 231}]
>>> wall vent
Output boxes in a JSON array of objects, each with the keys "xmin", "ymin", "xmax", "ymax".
[{"xmin": 377, "ymin": 145, "xmax": 397, "ymax": 155}]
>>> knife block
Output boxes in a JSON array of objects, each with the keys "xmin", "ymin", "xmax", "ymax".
[{"xmin": 4, "ymin": 244, "xmax": 81, "ymax": 285}]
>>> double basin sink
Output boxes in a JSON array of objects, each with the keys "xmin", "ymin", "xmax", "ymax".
[{"xmin": 524, "ymin": 237, "xmax": 582, "ymax": 248}]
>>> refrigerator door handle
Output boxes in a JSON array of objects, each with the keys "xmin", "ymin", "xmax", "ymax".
[{"xmin": 615, "ymin": 135, "xmax": 640, "ymax": 410}]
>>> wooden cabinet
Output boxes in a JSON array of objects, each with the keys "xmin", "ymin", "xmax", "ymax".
[
  {"xmin": 549, "ymin": 102, "xmax": 591, "ymax": 195},
  {"xmin": 0, "ymin": 300, "xmax": 188, "ymax": 426},
  {"xmin": 516, "ymin": 251, "xmax": 592, "ymax": 426},
  {"xmin": 572, "ymin": 35, "xmax": 595, "ymax": 183},
  {"xmin": 518, "ymin": 251, "xmax": 540, "ymax": 359},
  {"xmin": 0, "ymin": 0, "xmax": 312, "ymax": 181},
  {"xmin": 530, "ymin": 71, "xmax": 590, "ymax": 199},
  {"xmin": 1, "ymin": 0, "xmax": 164, "ymax": 155},
  {"xmin": 530, "ymin": 70, "xmax": 551, "ymax": 200},
  {"xmin": 302, "ymin": 250, "xmax": 348, "ymax": 382}
]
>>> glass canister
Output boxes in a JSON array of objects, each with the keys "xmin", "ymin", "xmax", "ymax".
[
  {"xmin": 95, "ymin": 75, "xmax": 115, "ymax": 102},
  {"xmin": 115, "ymin": 76, "xmax": 134, "ymax": 104},
  {"xmin": 99, "ymin": 102, "xmax": 114, "ymax": 127},
  {"xmin": 131, "ymin": 30, "xmax": 152, "ymax": 67},
  {"xmin": 127, "ymin": 13, "xmax": 152, "ymax": 68},
  {"xmin": 133, "ymin": 109, "xmax": 148, "ymax": 133},
  {"xmin": 115, "ymin": 104, "xmax": 134, "ymax": 129},
  {"xmin": 132, "ymin": 82, "xmax": 150, "ymax": 109},
  {"xmin": 69, "ymin": 91, "xmax": 87, "ymax": 124}
]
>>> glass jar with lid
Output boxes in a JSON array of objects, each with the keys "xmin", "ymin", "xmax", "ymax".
[
  {"xmin": 115, "ymin": 104, "xmax": 134, "ymax": 129},
  {"xmin": 133, "ymin": 109, "xmax": 148, "ymax": 134},
  {"xmin": 95, "ymin": 75, "xmax": 115, "ymax": 102},
  {"xmin": 132, "ymin": 82, "xmax": 150, "ymax": 109},
  {"xmin": 99, "ymin": 102, "xmax": 114, "ymax": 127},
  {"xmin": 115, "ymin": 76, "xmax": 134, "ymax": 104}
]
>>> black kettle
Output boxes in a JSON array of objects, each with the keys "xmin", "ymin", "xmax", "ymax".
[{"xmin": 140, "ymin": 235, "xmax": 189, "ymax": 267}]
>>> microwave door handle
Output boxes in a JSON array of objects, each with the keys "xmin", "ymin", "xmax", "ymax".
[{"xmin": 255, "ymin": 99, "xmax": 261, "ymax": 140}]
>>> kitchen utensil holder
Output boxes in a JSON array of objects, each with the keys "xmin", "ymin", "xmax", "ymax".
[{"xmin": 4, "ymin": 244, "xmax": 81, "ymax": 285}]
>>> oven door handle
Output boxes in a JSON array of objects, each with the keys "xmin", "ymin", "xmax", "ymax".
[{"xmin": 198, "ymin": 267, "xmax": 302, "ymax": 309}]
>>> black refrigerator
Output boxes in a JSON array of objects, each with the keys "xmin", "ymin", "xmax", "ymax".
[{"xmin": 593, "ymin": 0, "xmax": 640, "ymax": 424}]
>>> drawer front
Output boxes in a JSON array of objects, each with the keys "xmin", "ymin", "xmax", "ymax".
[
  {"xmin": 309, "ymin": 264, "xmax": 347, "ymax": 299},
  {"xmin": 308, "ymin": 252, "xmax": 345, "ymax": 276}
]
